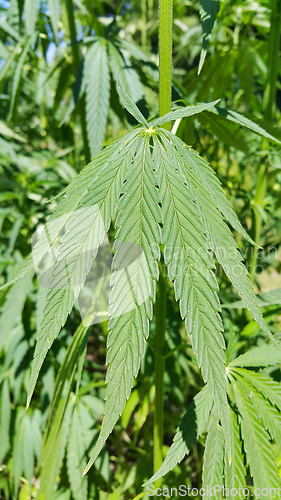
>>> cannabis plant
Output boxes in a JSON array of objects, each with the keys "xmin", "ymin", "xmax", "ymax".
[{"xmin": 1, "ymin": 0, "xmax": 281, "ymax": 498}]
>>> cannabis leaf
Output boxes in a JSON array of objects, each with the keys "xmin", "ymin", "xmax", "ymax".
[
  {"xmin": 117, "ymin": 80, "xmax": 148, "ymax": 127},
  {"xmin": 27, "ymin": 131, "xmax": 140, "ymax": 408},
  {"xmin": 229, "ymin": 341, "xmax": 281, "ymax": 367},
  {"xmin": 4, "ymin": 89, "xmax": 278, "ymax": 477},
  {"xmin": 85, "ymin": 40, "xmax": 110, "ymax": 158},
  {"xmin": 232, "ymin": 376, "xmax": 280, "ymax": 497},
  {"xmin": 224, "ymin": 407, "xmax": 246, "ymax": 500},
  {"xmin": 84, "ymin": 135, "xmax": 161, "ymax": 472},
  {"xmin": 199, "ymin": 0, "xmax": 220, "ymax": 74},
  {"xmin": 209, "ymin": 106, "xmax": 281, "ymax": 144},
  {"xmin": 230, "ymin": 368, "xmax": 281, "ymax": 417},
  {"xmin": 202, "ymin": 408, "xmax": 224, "ymax": 500},
  {"xmin": 152, "ymin": 135, "xmax": 228, "ymax": 413},
  {"xmin": 159, "ymin": 130, "xmax": 279, "ymax": 348},
  {"xmin": 109, "ymin": 42, "xmax": 143, "ymax": 104}
]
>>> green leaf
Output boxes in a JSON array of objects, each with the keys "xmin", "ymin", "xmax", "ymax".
[
  {"xmin": 233, "ymin": 379, "xmax": 280, "ymax": 497},
  {"xmin": 223, "ymin": 287, "xmax": 281, "ymax": 309},
  {"xmin": 0, "ymin": 137, "xmax": 134, "ymax": 295},
  {"xmin": 120, "ymin": 38, "xmax": 159, "ymax": 82},
  {"xmin": 225, "ymin": 321, "xmax": 237, "ymax": 365},
  {"xmin": 108, "ymin": 42, "xmax": 143, "ymax": 104},
  {"xmin": 0, "ymin": 256, "xmax": 35, "ymax": 291},
  {"xmin": 24, "ymin": 0, "xmax": 37, "ymax": 35},
  {"xmin": 198, "ymin": 0, "xmax": 220, "ymax": 74},
  {"xmin": 153, "ymin": 135, "xmax": 228, "ymax": 411},
  {"xmin": 0, "ymin": 19, "xmax": 20, "ymax": 40},
  {"xmin": 198, "ymin": 110, "xmax": 248, "ymax": 153},
  {"xmin": 260, "ymin": 287, "xmax": 281, "ymax": 306},
  {"xmin": 160, "ymin": 130, "xmax": 278, "ymax": 348},
  {"xmin": 231, "ymin": 368, "xmax": 281, "ymax": 412},
  {"xmin": 250, "ymin": 389, "xmax": 281, "ymax": 449},
  {"xmin": 154, "ymin": 100, "xmax": 220, "ymax": 126},
  {"xmin": 116, "ymin": 79, "xmax": 148, "ymax": 127},
  {"xmin": 224, "ymin": 407, "xmax": 246, "ymax": 500},
  {"xmin": 0, "ymin": 271, "xmax": 33, "ymax": 351},
  {"xmin": 0, "ymin": 43, "xmax": 20, "ymax": 83},
  {"xmin": 0, "ymin": 120, "xmax": 26, "ymax": 142},
  {"xmin": 27, "ymin": 132, "xmax": 139, "ymax": 408},
  {"xmin": 202, "ymin": 409, "xmax": 224, "ymax": 500},
  {"xmin": 48, "ymin": 0, "xmax": 60, "ymax": 39},
  {"xmin": 85, "ymin": 40, "xmax": 110, "ymax": 158},
  {"xmin": 84, "ymin": 136, "xmax": 161, "ymax": 472},
  {"xmin": 40, "ymin": 323, "xmax": 88, "ymax": 465},
  {"xmin": 160, "ymin": 130, "xmax": 254, "ymax": 244},
  {"xmin": 229, "ymin": 342, "xmax": 281, "ymax": 368},
  {"xmin": 8, "ymin": 34, "xmax": 36, "ymax": 120},
  {"xmin": 144, "ymin": 384, "xmax": 213, "ymax": 485},
  {"xmin": 67, "ymin": 405, "xmax": 88, "ymax": 500},
  {"xmin": 209, "ymin": 106, "xmax": 281, "ymax": 144},
  {"xmin": 13, "ymin": 410, "xmax": 34, "ymax": 495},
  {"xmin": 38, "ymin": 397, "xmax": 75, "ymax": 500}
]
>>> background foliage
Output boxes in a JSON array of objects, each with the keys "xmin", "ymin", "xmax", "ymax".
[{"xmin": 0, "ymin": 0, "xmax": 281, "ymax": 499}]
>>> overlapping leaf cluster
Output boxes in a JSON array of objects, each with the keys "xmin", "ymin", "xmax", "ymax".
[
  {"xmin": 149, "ymin": 343, "xmax": 281, "ymax": 500},
  {"xmin": 4, "ymin": 87, "xmax": 280, "ymax": 484}
]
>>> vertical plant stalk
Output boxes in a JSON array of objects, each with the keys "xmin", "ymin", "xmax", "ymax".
[
  {"xmin": 153, "ymin": 0, "xmax": 173, "ymax": 486},
  {"xmin": 159, "ymin": 0, "xmax": 173, "ymax": 126},
  {"xmin": 153, "ymin": 265, "xmax": 167, "ymax": 486},
  {"xmin": 63, "ymin": 0, "xmax": 91, "ymax": 164},
  {"xmin": 249, "ymin": 0, "xmax": 281, "ymax": 283}
]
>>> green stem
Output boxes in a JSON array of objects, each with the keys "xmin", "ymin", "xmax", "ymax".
[
  {"xmin": 153, "ymin": 266, "xmax": 167, "ymax": 487},
  {"xmin": 153, "ymin": 0, "xmax": 173, "ymax": 484},
  {"xmin": 249, "ymin": 0, "xmax": 281, "ymax": 283},
  {"xmin": 63, "ymin": 0, "xmax": 91, "ymax": 164},
  {"xmin": 159, "ymin": 0, "xmax": 173, "ymax": 128}
]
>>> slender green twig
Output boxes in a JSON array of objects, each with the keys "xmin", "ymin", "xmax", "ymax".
[
  {"xmin": 158, "ymin": 0, "xmax": 173, "ymax": 129},
  {"xmin": 153, "ymin": 265, "xmax": 167, "ymax": 487}
]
